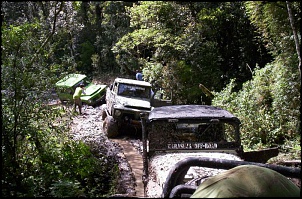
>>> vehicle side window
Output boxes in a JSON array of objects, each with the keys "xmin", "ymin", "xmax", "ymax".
[
  {"xmin": 116, "ymin": 83, "xmax": 123, "ymax": 94},
  {"xmin": 111, "ymin": 82, "xmax": 117, "ymax": 93}
]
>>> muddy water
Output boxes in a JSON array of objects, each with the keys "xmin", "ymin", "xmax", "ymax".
[{"xmin": 111, "ymin": 138, "xmax": 145, "ymax": 197}]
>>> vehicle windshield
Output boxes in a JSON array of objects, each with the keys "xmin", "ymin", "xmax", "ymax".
[
  {"xmin": 172, "ymin": 122, "xmax": 236, "ymax": 142},
  {"xmin": 148, "ymin": 120, "xmax": 239, "ymax": 151},
  {"xmin": 118, "ymin": 83, "xmax": 151, "ymax": 98}
]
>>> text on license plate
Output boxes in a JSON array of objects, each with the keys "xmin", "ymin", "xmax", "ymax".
[{"xmin": 167, "ymin": 142, "xmax": 218, "ymax": 149}]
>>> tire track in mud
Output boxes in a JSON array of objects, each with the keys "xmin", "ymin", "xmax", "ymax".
[{"xmin": 111, "ymin": 138, "xmax": 145, "ymax": 198}]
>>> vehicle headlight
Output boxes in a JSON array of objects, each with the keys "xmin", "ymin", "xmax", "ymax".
[{"xmin": 115, "ymin": 110, "xmax": 122, "ymax": 117}]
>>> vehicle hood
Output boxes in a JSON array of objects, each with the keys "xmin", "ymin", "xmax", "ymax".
[
  {"xmin": 80, "ymin": 84, "xmax": 107, "ymax": 101},
  {"xmin": 115, "ymin": 95, "xmax": 151, "ymax": 109},
  {"xmin": 55, "ymin": 74, "xmax": 86, "ymax": 87},
  {"xmin": 84, "ymin": 84, "xmax": 107, "ymax": 95}
]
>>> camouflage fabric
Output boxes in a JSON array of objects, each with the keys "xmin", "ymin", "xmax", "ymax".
[{"xmin": 190, "ymin": 165, "xmax": 300, "ymax": 198}]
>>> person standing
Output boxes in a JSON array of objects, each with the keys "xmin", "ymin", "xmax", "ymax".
[
  {"xmin": 136, "ymin": 70, "xmax": 143, "ymax": 81},
  {"xmin": 73, "ymin": 83, "xmax": 85, "ymax": 114}
]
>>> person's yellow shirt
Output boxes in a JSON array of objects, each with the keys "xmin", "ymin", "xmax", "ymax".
[{"xmin": 73, "ymin": 87, "xmax": 83, "ymax": 99}]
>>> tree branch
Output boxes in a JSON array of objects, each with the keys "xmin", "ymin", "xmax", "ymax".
[{"xmin": 29, "ymin": 1, "xmax": 64, "ymax": 66}]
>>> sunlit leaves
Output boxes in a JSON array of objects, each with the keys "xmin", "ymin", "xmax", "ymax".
[
  {"xmin": 212, "ymin": 61, "xmax": 300, "ymax": 158},
  {"xmin": 245, "ymin": 1, "xmax": 300, "ymax": 60}
]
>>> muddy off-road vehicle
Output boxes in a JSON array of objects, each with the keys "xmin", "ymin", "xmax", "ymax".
[
  {"xmin": 55, "ymin": 74, "xmax": 107, "ymax": 106},
  {"xmin": 139, "ymin": 105, "xmax": 300, "ymax": 198},
  {"xmin": 101, "ymin": 78, "xmax": 171, "ymax": 138}
]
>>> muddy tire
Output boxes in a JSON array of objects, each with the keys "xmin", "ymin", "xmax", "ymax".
[
  {"xmin": 103, "ymin": 116, "xmax": 119, "ymax": 138},
  {"xmin": 101, "ymin": 104, "xmax": 107, "ymax": 120}
]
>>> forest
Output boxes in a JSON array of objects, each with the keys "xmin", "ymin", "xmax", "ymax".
[{"xmin": 1, "ymin": 1, "xmax": 300, "ymax": 197}]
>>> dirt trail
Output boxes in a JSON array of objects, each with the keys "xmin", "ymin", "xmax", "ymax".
[
  {"xmin": 69, "ymin": 104, "xmax": 144, "ymax": 197},
  {"xmin": 111, "ymin": 138, "xmax": 145, "ymax": 197},
  {"xmin": 53, "ymin": 75, "xmax": 146, "ymax": 196}
]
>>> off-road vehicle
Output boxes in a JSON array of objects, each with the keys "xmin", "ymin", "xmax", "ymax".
[
  {"xmin": 102, "ymin": 78, "xmax": 171, "ymax": 138},
  {"xmin": 139, "ymin": 105, "xmax": 297, "ymax": 198},
  {"xmin": 55, "ymin": 73, "xmax": 107, "ymax": 106},
  {"xmin": 101, "ymin": 78, "xmax": 152, "ymax": 138}
]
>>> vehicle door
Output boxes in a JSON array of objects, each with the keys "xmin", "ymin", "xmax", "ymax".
[{"xmin": 106, "ymin": 81, "xmax": 118, "ymax": 115}]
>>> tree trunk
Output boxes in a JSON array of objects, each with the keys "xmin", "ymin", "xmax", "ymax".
[{"xmin": 286, "ymin": 1, "xmax": 301, "ymax": 79}]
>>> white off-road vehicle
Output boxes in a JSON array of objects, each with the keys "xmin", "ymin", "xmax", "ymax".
[{"xmin": 101, "ymin": 78, "xmax": 171, "ymax": 138}]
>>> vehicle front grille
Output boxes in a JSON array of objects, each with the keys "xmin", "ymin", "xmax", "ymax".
[
  {"xmin": 124, "ymin": 105, "xmax": 151, "ymax": 111},
  {"xmin": 121, "ymin": 112, "xmax": 142, "ymax": 121}
]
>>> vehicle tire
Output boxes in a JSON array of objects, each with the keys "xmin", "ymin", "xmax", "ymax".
[
  {"xmin": 103, "ymin": 116, "xmax": 119, "ymax": 138},
  {"xmin": 101, "ymin": 104, "xmax": 107, "ymax": 120}
]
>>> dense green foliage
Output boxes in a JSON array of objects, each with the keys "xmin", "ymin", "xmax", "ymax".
[
  {"xmin": 1, "ymin": 1, "xmax": 300, "ymax": 197},
  {"xmin": 213, "ymin": 62, "xmax": 300, "ymax": 156},
  {"xmin": 1, "ymin": 2, "xmax": 119, "ymax": 197},
  {"xmin": 113, "ymin": 1, "xmax": 273, "ymax": 104},
  {"xmin": 213, "ymin": 1, "xmax": 300, "ymax": 158}
]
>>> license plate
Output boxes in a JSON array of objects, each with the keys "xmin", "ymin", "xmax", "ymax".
[{"xmin": 167, "ymin": 142, "xmax": 218, "ymax": 149}]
